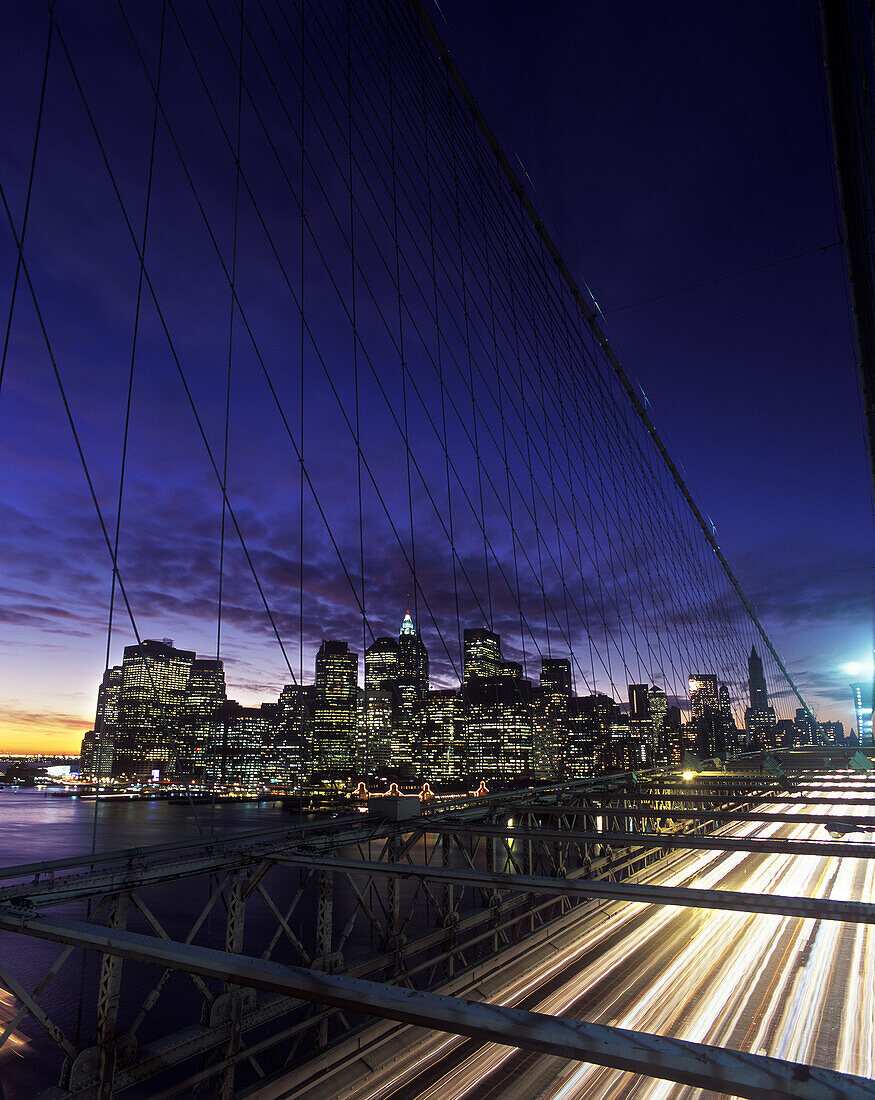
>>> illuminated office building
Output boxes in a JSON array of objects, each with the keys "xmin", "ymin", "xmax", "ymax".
[
  {"xmin": 748, "ymin": 646, "xmax": 768, "ymax": 710},
  {"xmin": 628, "ymin": 684, "xmax": 649, "ymax": 719},
  {"xmin": 852, "ymin": 681, "xmax": 874, "ymax": 745},
  {"xmin": 278, "ymin": 683, "xmax": 316, "ymax": 780},
  {"xmin": 609, "ymin": 718, "xmax": 648, "ymax": 770},
  {"xmin": 112, "ymin": 639, "xmax": 195, "ymax": 778},
  {"xmin": 261, "ymin": 702, "xmax": 302, "ymax": 788},
  {"xmin": 365, "ymin": 636, "xmax": 401, "ymax": 693},
  {"xmin": 498, "ymin": 660, "xmax": 523, "ymax": 679},
  {"xmin": 648, "ymin": 685, "xmax": 668, "ymax": 761},
  {"xmin": 80, "ymin": 665, "xmax": 123, "ymax": 778},
  {"xmin": 465, "ymin": 674, "xmax": 532, "ymax": 781},
  {"xmin": 689, "ymin": 673, "xmax": 723, "ymax": 757},
  {"xmin": 204, "ymin": 701, "xmax": 271, "ymax": 789},
  {"xmin": 357, "ymin": 689, "xmax": 394, "ymax": 774},
  {"xmin": 574, "ymin": 693, "xmax": 619, "ymax": 775},
  {"xmin": 533, "ymin": 658, "xmax": 572, "ymax": 779},
  {"xmin": 718, "ymin": 683, "xmax": 739, "ymax": 754},
  {"xmin": 313, "ymin": 641, "xmax": 358, "ymax": 777},
  {"xmin": 744, "ymin": 648, "xmax": 777, "ymax": 750},
  {"xmin": 794, "ymin": 707, "xmax": 819, "ymax": 746},
  {"xmin": 541, "ymin": 659, "xmax": 572, "ymax": 696},
  {"xmin": 177, "ymin": 658, "xmax": 226, "ymax": 777},
  {"xmin": 397, "ymin": 611, "xmax": 429, "ymax": 699},
  {"xmin": 463, "ymin": 628, "xmax": 502, "ymax": 681},
  {"xmin": 628, "ymin": 683, "xmax": 654, "ymax": 760},
  {"xmin": 419, "ymin": 689, "xmax": 461, "ymax": 780}
]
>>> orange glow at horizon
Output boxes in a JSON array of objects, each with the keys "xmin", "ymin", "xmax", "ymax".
[{"xmin": 0, "ymin": 708, "xmax": 89, "ymax": 756}]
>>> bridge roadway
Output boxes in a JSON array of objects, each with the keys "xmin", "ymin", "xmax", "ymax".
[
  {"xmin": 275, "ymin": 797, "xmax": 875, "ymax": 1100},
  {"xmin": 2, "ymin": 762, "xmax": 874, "ymax": 1098}
]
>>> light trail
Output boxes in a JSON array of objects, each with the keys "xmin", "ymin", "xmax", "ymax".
[
  {"xmin": 0, "ymin": 988, "xmax": 30, "ymax": 1061},
  {"xmin": 337, "ymin": 802, "xmax": 875, "ymax": 1099}
]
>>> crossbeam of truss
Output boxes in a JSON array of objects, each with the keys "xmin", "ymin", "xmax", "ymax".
[{"xmin": 0, "ymin": 909, "xmax": 870, "ymax": 1100}]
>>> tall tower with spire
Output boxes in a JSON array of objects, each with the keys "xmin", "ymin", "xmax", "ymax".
[
  {"xmin": 746, "ymin": 645, "xmax": 776, "ymax": 749},
  {"xmin": 748, "ymin": 646, "xmax": 768, "ymax": 710},
  {"xmin": 397, "ymin": 610, "xmax": 429, "ymax": 700}
]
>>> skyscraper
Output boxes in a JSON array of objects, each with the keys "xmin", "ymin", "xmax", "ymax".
[
  {"xmin": 745, "ymin": 647, "xmax": 777, "ymax": 750},
  {"xmin": 794, "ymin": 707, "xmax": 819, "ymax": 746},
  {"xmin": 688, "ymin": 674, "xmax": 722, "ymax": 757},
  {"xmin": 463, "ymin": 628, "xmax": 501, "ymax": 681},
  {"xmin": 419, "ymin": 689, "xmax": 461, "ymax": 780},
  {"xmin": 627, "ymin": 683, "xmax": 654, "ymax": 763},
  {"xmin": 178, "ymin": 658, "xmax": 226, "ymax": 776},
  {"xmin": 261, "ymin": 701, "xmax": 303, "ymax": 788},
  {"xmin": 718, "ymin": 683, "xmax": 737, "ymax": 754},
  {"xmin": 313, "ymin": 641, "xmax": 358, "ymax": 778},
  {"xmin": 365, "ymin": 636, "xmax": 401, "ymax": 693},
  {"xmin": 81, "ymin": 665, "xmax": 122, "ymax": 778},
  {"xmin": 748, "ymin": 646, "xmax": 768, "ymax": 710},
  {"xmin": 541, "ymin": 659, "xmax": 572, "ymax": 696},
  {"xmin": 397, "ymin": 611, "xmax": 429, "ymax": 699},
  {"xmin": 575, "ymin": 693, "xmax": 620, "ymax": 774},
  {"xmin": 852, "ymin": 681, "xmax": 874, "ymax": 745},
  {"xmin": 465, "ymin": 674, "xmax": 533, "ymax": 781},
  {"xmin": 395, "ymin": 612, "xmax": 429, "ymax": 771},
  {"xmin": 361, "ymin": 636, "xmax": 401, "ymax": 773},
  {"xmin": 628, "ymin": 684, "xmax": 649, "ymax": 719},
  {"xmin": 533, "ymin": 658, "xmax": 572, "ymax": 778},
  {"xmin": 112, "ymin": 639, "xmax": 196, "ymax": 777},
  {"xmin": 648, "ymin": 685, "xmax": 668, "ymax": 760},
  {"xmin": 278, "ymin": 683, "xmax": 316, "ymax": 780},
  {"xmin": 204, "ymin": 701, "xmax": 272, "ymax": 789},
  {"xmin": 357, "ymin": 688, "xmax": 394, "ymax": 774}
]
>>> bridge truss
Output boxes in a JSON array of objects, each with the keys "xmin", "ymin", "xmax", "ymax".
[{"xmin": 2, "ymin": 754, "xmax": 875, "ymax": 1098}]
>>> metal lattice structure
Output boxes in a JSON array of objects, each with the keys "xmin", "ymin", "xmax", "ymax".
[{"xmin": 2, "ymin": 755, "xmax": 875, "ymax": 1097}]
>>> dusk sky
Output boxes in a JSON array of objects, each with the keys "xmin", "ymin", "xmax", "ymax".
[
  {"xmin": 0, "ymin": 0, "xmax": 872, "ymax": 753},
  {"xmin": 434, "ymin": 0, "xmax": 874, "ymax": 726}
]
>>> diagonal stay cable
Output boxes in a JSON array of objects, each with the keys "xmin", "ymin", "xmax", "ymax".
[
  {"xmin": 0, "ymin": 9, "xmax": 53, "ymax": 400},
  {"xmin": 50, "ymin": 1, "xmax": 298, "ymax": 683}
]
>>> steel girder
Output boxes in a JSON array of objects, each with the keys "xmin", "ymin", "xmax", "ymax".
[
  {"xmin": 0, "ymin": 909, "xmax": 871, "ymax": 1100},
  {"xmin": 430, "ymin": 821, "xmax": 875, "ymax": 859},
  {"xmin": 528, "ymin": 805, "xmax": 875, "ymax": 827},
  {"xmin": 273, "ymin": 853, "xmax": 875, "ymax": 924}
]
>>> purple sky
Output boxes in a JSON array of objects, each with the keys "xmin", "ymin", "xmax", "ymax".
[
  {"xmin": 0, "ymin": 0, "xmax": 871, "ymax": 752},
  {"xmin": 434, "ymin": 0, "xmax": 874, "ymax": 725}
]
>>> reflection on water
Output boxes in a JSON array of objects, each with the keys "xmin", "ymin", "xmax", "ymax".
[{"xmin": 0, "ymin": 988, "xmax": 30, "ymax": 1061}]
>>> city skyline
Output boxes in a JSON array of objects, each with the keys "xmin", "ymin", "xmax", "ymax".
[
  {"xmin": 78, "ymin": 608, "xmax": 852, "ymax": 792},
  {"xmin": 6, "ymin": 594, "xmax": 859, "ymax": 756},
  {"xmin": 1, "ymin": 1, "xmax": 871, "ymax": 757}
]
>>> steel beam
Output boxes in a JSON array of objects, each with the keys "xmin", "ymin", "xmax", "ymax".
[
  {"xmin": 0, "ymin": 909, "xmax": 868, "ymax": 1100},
  {"xmin": 595, "ymin": 793, "xmax": 875, "ymax": 806},
  {"xmin": 431, "ymin": 822, "xmax": 875, "ymax": 859},
  {"xmin": 94, "ymin": 891, "xmax": 129, "ymax": 1097},
  {"xmin": 527, "ymin": 806, "xmax": 875, "ymax": 827},
  {"xmin": 643, "ymin": 786, "xmax": 875, "ymax": 800},
  {"xmin": 271, "ymin": 854, "xmax": 875, "ymax": 924}
]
